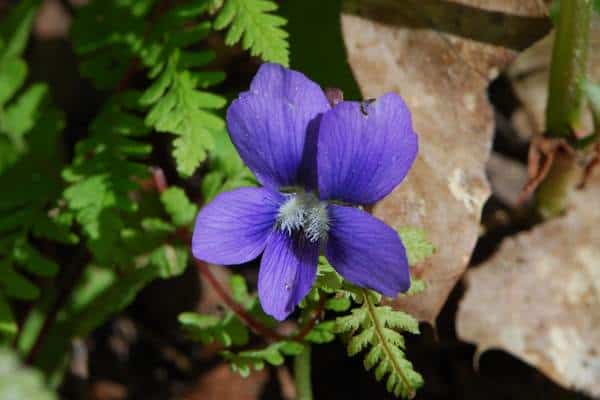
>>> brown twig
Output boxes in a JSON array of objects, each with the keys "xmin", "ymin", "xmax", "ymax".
[
  {"xmin": 196, "ymin": 260, "xmax": 286, "ymax": 341},
  {"xmin": 293, "ymin": 294, "xmax": 326, "ymax": 341}
]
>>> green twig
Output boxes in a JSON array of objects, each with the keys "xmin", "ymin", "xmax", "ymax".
[
  {"xmin": 545, "ymin": 0, "xmax": 592, "ymax": 137},
  {"xmin": 293, "ymin": 344, "xmax": 313, "ymax": 400},
  {"xmin": 534, "ymin": 0, "xmax": 593, "ymax": 218}
]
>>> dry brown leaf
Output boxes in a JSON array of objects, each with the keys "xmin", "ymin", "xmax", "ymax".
[
  {"xmin": 183, "ymin": 363, "xmax": 269, "ymax": 400},
  {"xmin": 457, "ymin": 172, "xmax": 600, "ymax": 397},
  {"xmin": 341, "ymin": 0, "xmax": 551, "ymax": 323}
]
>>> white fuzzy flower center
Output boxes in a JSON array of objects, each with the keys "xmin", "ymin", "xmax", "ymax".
[{"xmin": 276, "ymin": 191, "xmax": 329, "ymax": 242}]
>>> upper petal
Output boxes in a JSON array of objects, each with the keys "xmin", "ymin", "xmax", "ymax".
[
  {"xmin": 258, "ymin": 231, "xmax": 319, "ymax": 321},
  {"xmin": 317, "ymin": 93, "xmax": 418, "ymax": 205},
  {"xmin": 192, "ymin": 187, "xmax": 282, "ymax": 265},
  {"xmin": 226, "ymin": 63, "xmax": 330, "ymax": 190},
  {"xmin": 325, "ymin": 205, "xmax": 410, "ymax": 297}
]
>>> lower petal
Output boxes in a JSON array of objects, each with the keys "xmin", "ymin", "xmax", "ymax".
[
  {"xmin": 326, "ymin": 205, "xmax": 410, "ymax": 297},
  {"xmin": 258, "ymin": 231, "xmax": 319, "ymax": 321},
  {"xmin": 192, "ymin": 187, "xmax": 282, "ymax": 265}
]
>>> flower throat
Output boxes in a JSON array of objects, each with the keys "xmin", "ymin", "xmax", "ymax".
[{"xmin": 276, "ymin": 190, "xmax": 329, "ymax": 243}]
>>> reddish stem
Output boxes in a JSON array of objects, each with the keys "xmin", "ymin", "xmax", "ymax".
[
  {"xmin": 293, "ymin": 294, "xmax": 326, "ymax": 341},
  {"xmin": 196, "ymin": 260, "xmax": 285, "ymax": 341}
]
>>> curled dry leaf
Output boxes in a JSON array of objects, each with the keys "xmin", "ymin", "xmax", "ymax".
[
  {"xmin": 341, "ymin": 0, "xmax": 551, "ymax": 323},
  {"xmin": 457, "ymin": 173, "xmax": 600, "ymax": 397}
]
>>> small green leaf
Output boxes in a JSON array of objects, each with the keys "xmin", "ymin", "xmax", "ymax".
[
  {"xmin": 0, "ymin": 58, "xmax": 26, "ymax": 106},
  {"xmin": 160, "ymin": 187, "xmax": 198, "ymax": 227},
  {"xmin": 179, "ymin": 310, "xmax": 249, "ymax": 347},
  {"xmin": 141, "ymin": 218, "xmax": 175, "ymax": 234},
  {"xmin": 149, "ymin": 244, "xmax": 188, "ymax": 278},
  {"xmin": 13, "ymin": 243, "xmax": 59, "ymax": 277},
  {"xmin": 179, "ymin": 312, "xmax": 220, "ymax": 329},
  {"xmin": 315, "ymin": 257, "xmax": 343, "ymax": 292},
  {"xmin": 222, "ymin": 341, "xmax": 302, "ymax": 377},
  {"xmin": 325, "ymin": 295, "xmax": 351, "ymax": 312},
  {"xmin": 305, "ymin": 321, "xmax": 336, "ymax": 344},
  {"xmin": 0, "ymin": 262, "xmax": 39, "ymax": 300},
  {"xmin": 0, "ymin": 0, "xmax": 40, "ymax": 60},
  {"xmin": 230, "ymin": 274, "xmax": 249, "ymax": 303},
  {"xmin": 398, "ymin": 227, "xmax": 435, "ymax": 266},
  {"xmin": 2, "ymin": 84, "xmax": 48, "ymax": 138}
]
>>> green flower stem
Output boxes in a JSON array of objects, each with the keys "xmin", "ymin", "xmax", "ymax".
[
  {"xmin": 535, "ymin": 151, "xmax": 580, "ymax": 219},
  {"xmin": 545, "ymin": 0, "xmax": 592, "ymax": 137},
  {"xmin": 293, "ymin": 344, "xmax": 313, "ymax": 400},
  {"xmin": 535, "ymin": 0, "xmax": 593, "ymax": 218}
]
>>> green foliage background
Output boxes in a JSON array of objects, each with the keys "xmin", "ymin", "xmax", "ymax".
[{"xmin": 0, "ymin": 0, "xmax": 439, "ymax": 398}]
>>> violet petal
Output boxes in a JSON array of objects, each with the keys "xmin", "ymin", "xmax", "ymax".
[
  {"xmin": 258, "ymin": 231, "xmax": 319, "ymax": 320},
  {"xmin": 192, "ymin": 187, "xmax": 282, "ymax": 265},
  {"xmin": 326, "ymin": 204, "xmax": 410, "ymax": 296},
  {"xmin": 317, "ymin": 93, "xmax": 418, "ymax": 205},
  {"xmin": 227, "ymin": 63, "xmax": 330, "ymax": 191}
]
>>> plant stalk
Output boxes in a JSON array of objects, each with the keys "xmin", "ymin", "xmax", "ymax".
[
  {"xmin": 534, "ymin": 0, "xmax": 593, "ymax": 217},
  {"xmin": 293, "ymin": 344, "xmax": 314, "ymax": 400}
]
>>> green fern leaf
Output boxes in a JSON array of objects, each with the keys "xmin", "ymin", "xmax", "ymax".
[
  {"xmin": 214, "ymin": 0, "xmax": 289, "ymax": 65},
  {"xmin": 0, "ymin": 88, "xmax": 69, "ymax": 342},
  {"xmin": 336, "ymin": 288, "xmax": 423, "ymax": 399},
  {"xmin": 142, "ymin": 51, "xmax": 226, "ymax": 176},
  {"xmin": 62, "ymin": 91, "xmax": 154, "ymax": 266}
]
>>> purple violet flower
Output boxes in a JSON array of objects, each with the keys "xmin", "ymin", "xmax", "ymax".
[{"xmin": 192, "ymin": 63, "xmax": 418, "ymax": 321}]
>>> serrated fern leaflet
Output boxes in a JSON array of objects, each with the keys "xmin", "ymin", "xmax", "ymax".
[{"xmin": 214, "ymin": 0, "xmax": 289, "ymax": 65}]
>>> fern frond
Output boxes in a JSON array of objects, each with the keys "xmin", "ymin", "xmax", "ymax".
[
  {"xmin": 335, "ymin": 288, "xmax": 423, "ymax": 399},
  {"xmin": 213, "ymin": 0, "xmax": 289, "ymax": 65},
  {"xmin": 142, "ymin": 51, "xmax": 226, "ymax": 176},
  {"xmin": 0, "ymin": 1, "xmax": 79, "ymax": 342},
  {"xmin": 62, "ymin": 91, "xmax": 152, "ymax": 266},
  {"xmin": 73, "ymin": 0, "xmax": 228, "ymax": 177},
  {"xmin": 70, "ymin": 0, "xmax": 155, "ymax": 89}
]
